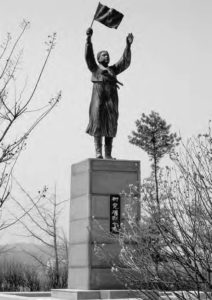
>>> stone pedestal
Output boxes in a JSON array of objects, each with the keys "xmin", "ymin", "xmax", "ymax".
[{"xmin": 68, "ymin": 159, "xmax": 140, "ymax": 290}]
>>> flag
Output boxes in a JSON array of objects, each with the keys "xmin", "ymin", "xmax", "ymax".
[{"xmin": 93, "ymin": 2, "xmax": 124, "ymax": 29}]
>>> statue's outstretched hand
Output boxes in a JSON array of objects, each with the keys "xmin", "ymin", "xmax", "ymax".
[
  {"xmin": 126, "ymin": 33, "xmax": 134, "ymax": 45},
  {"xmin": 86, "ymin": 27, "xmax": 93, "ymax": 37}
]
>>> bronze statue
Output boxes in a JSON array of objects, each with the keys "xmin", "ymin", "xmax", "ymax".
[{"xmin": 85, "ymin": 27, "xmax": 133, "ymax": 159}]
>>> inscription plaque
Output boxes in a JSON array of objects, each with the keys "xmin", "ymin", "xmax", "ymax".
[{"xmin": 110, "ymin": 194, "xmax": 121, "ymax": 234}]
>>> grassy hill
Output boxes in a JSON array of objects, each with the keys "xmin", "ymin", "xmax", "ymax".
[{"xmin": 0, "ymin": 242, "xmax": 51, "ymax": 266}]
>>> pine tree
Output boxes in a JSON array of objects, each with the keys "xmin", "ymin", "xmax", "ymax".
[{"xmin": 129, "ymin": 111, "xmax": 180, "ymax": 206}]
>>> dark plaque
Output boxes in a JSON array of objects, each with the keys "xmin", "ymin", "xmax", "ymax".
[{"xmin": 110, "ymin": 194, "xmax": 121, "ymax": 234}]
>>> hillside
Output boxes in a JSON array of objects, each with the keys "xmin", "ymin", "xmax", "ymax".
[{"xmin": 0, "ymin": 243, "xmax": 52, "ymax": 266}]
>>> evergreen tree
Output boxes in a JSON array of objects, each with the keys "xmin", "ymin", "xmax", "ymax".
[{"xmin": 129, "ymin": 111, "xmax": 180, "ymax": 205}]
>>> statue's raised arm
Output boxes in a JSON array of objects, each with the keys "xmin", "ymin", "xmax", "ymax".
[
  {"xmin": 85, "ymin": 28, "xmax": 98, "ymax": 72},
  {"xmin": 111, "ymin": 33, "xmax": 134, "ymax": 75}
]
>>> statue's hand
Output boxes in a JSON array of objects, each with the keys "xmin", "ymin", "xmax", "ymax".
[
  {"xmin": 86, "ymin": 27, "xmax": 93, "ymax": 37},
  {"xmin": 126, "ymin": 33, "xmax": 134, "ymax": 45}
]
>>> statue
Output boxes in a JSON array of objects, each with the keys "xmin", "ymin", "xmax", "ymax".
[{"xmin": 85, "ymin": 27, "xmax": 134, "ymax": 159}]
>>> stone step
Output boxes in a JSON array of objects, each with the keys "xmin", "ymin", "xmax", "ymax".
[{"xmin": 51, "ymin": 289, "xmax": 158, "ymax": 300}]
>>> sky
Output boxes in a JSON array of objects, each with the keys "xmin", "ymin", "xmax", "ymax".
[{"xmin": 1, "ymin": 0, "xmax": 212, "ymax": 242}]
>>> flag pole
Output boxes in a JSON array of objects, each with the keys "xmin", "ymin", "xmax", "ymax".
[
  {"xmin": 90, "ymin": 17, "xmax": 95, "ymax": 28},
  {"xmin": 90, "ymin": 2, "xmax": 100, "ymax": 28}
]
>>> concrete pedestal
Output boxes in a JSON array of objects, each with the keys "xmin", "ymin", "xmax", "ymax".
[{"xmin": 68, "ymin": 159, "xmax": 140, "ymax": 290}]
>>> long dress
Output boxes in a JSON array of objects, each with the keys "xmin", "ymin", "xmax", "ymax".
[{"xmin": 85, "ymin": 40, "xmax": 131, "ymax": 137}]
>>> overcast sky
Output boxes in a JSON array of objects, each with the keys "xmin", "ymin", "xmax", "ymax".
[{"xmin": 1, "ymin": 0, "xmax": 212, "ymax": 242}]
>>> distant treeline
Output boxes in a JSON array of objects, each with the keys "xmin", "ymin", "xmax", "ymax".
[
  {"xmin": 0, "ymin": 243, "xmax": 68, "ymax": 291},
  {"xmin": 0, "ymin": 259, "xmax": 68, "ymax": 291}
]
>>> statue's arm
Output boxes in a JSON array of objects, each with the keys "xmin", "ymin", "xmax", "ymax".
[
  {"xmin": 111, "ymin": 33, "xmax": 134, "ymax": 75},
  {"xmin": 85, "ymin": 28, "xmax": 98, "ymax": 72}
]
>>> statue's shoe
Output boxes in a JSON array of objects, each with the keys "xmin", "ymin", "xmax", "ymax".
[{"xmin": 104, "ymin": 156, "xmax": 116, "ymax": 160}]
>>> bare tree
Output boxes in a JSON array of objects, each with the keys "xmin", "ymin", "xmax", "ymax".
[
  {"xmin": 13, "ymin": 182, "xmax": 68, "ymax": 289},
  {"xmin": 109, "ymin": 127, "xmax": 212, "ymax": 300},
  {"xmin": 0, "ymin": 19, "xmax": 61, "ymax": 216}
]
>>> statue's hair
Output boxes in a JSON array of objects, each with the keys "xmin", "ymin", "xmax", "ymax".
[{"xmin": 97, "ymin": 50, "xmax": 109, "ymax": 63}]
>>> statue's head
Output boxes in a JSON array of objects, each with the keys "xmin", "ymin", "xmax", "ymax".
[{"xmin": 97, "ymin": 50, "xmax": 110, "ymax": 67}]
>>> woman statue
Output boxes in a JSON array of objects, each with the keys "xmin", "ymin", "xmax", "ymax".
[{"xmin": 85, "ymin": 27, "xmax": 134, "ymax": 159}]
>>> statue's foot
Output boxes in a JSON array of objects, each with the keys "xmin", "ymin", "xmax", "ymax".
[
  {"xmin": 105, "ymin": 156, "xmax": 116, "ymax": 160},
  {"xmin": 96, "ymin": 154, "xmax": 103, "ymax": 159}
]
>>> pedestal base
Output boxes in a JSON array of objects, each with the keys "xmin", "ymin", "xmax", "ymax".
[{"xmin": 69, "ymin": 159, "xmax": 140, "ymax": 290}]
